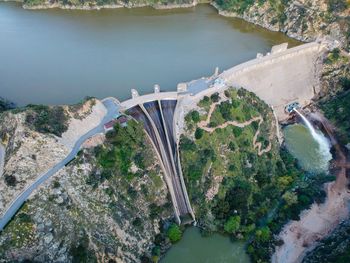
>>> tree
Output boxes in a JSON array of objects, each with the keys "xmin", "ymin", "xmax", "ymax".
[
  {"xmin": 210, "ymin": 92, "xmax": 220, "ymax": 102},
  {"xmin": 191, "ymin": 110, "xmax": 200, "ymax": 123},
  {"xmin": 277, "ymin": 175, "xmax": 294, "ymax": 191},
  {"xmin": 228, "ymin": 141, "xmax": 236, "ymax": 151},
  {"xmin": 195, "ymin": 128, "xmax": 204, "ymax": 140},
  {"xmin": 282, "ymin": 191, "xmax": 298, "ymax": 206},
  {"xmin": 232, "ymin": 126, "xmax": 242, "ymax": 137},
  {"xmin": 219, "ymin": 101, "xmax": 233, "ymax": 120},
  {"xmin": 167, "ymin": 223, "xmax": 182, "ymax": 243},
  {"xmin": 224, "ymin": 215, "xmax": 241, "ymax": 234},
  {"xmin": 255, "ymin": 226, "xmax": 271, "ymax": 242}
]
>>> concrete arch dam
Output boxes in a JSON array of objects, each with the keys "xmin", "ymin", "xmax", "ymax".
[{"xmin": 126, "ymin": 99, "xmax": 194, "ymax": 224}]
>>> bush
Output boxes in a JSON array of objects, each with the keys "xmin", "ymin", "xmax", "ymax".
[
  {"xmin": 180, "ymin": 136, "xmax": 196, "ymax": 151},
  {"xmin": 209, "ymin": 121, "xmax": 217, "ymax": 128},
  {"xmin": 219, "ymin": 101, "xmax": 233, "ymax": 121},
  {"xmin": 26, "ymin": 105, "xmax": 69, "ymax": 136},
  {"xmin": 232, "ymin": 126, "xmax": 242, "ymax": 137},
  {"xmin": 195, "ymin": 128, "xmax": 204, "ymax": 140},
  {"xmin": 228, "ymin": 141, "xmax": 236, "ymax": 151},
  {"xmin": 4, "ymin": 174, "xmax": 17, "ymax": 187},
  {"xmin": 224, "ymin": 216, "xmax": 241, "ymax": 234},
  {"xmin": 167, "ymin": 223, "xmax": 182, "ymax": 243},
  {"xmin": 210, "ymin": 92, "xmax": 220, "ymax": 103},
  {"xmin": 191, "ymin": 110, "xmax": 200, "ymax": 123}
]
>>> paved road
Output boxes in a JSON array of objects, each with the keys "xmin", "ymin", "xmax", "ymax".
[
  {"xmin": 0, "ymin": 144, "xmax": 5, "ymax": 177},
  {"xmin": 0, "ymin": 98, "xmax": 119, "ymax": 231}
]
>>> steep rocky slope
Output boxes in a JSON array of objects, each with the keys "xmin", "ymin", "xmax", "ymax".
[
  {"xmin": 0, "ymin": 119, "xmax": 173, "ymax": 262},
  {"xmin": 0, "ymin": 99, "xmax": 105, "ymax": 216},
  {"xmin": 215, "ymin": 0, "xmax": 349, "ymax": 50}
]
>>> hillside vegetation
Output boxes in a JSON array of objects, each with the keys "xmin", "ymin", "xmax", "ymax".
[{"xmin": 180, "ymin": 88, "xmax": 334, "ymax": 262}]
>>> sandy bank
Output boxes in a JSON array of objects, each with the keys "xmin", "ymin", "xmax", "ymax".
[{"xmin": 58, "ymin": 99, "xmax": 107, "ymax": 149}]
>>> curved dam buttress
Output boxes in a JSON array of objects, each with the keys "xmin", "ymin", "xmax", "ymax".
[{"xmin": 127, "ymin": 100, "xmax": 194, "ymax": 224}]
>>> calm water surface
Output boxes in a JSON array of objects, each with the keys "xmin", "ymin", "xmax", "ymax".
[
  {"xmin": 161, "ymin": 227, "xmax": 250, "ymax": 263},
  {"xmin": 0, "ymin": 3, "xmax": 299, "ymax": 106},
  {"xmin": 284, "ymin": 124, "xmax": 331, "ymax": 173}
]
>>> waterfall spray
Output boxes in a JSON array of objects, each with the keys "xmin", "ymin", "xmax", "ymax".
[{"xmin": 294, "ymin": 109, "xmax": 332, "ymax": 166}]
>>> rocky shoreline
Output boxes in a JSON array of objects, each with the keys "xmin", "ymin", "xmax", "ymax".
[{"xmin": 21, "ymin": 1, "xmax": 198, "ymax": 11}]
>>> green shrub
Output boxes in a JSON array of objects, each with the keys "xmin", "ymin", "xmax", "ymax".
[
  {"xmin": 195, "ymin": 128, "xmax": 204, "ymax": 140},
  {"xmin": 25, "ymin": 105, "xmax": 69, "ymax": 136},
  {"xmin": 167, "ymin": 223, "xmax": 182, "ymax": 243},
  {"xmin": 210, "ymin": 92, "xmax": 220, "ymax": 103},
  {"xmin": 224, "ymin": 215, "xmax": 241, "ymax": 234},
  {"xmin": 191, "ymin": 110, "xmax": 200, "ymax": 123}
]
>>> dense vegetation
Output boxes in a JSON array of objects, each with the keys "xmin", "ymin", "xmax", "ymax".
[
  {"xmin": 90, "ymin": 120, "xmax": 155, "ymax": 185},
  {"xmin": 319, "ymin": 79, "xmax": 350, "ymax": 144},
  {"xmin": 25, "ymin": 105, "xmax": 69, "ymax": 137},
  {"xmin": 180, "ymin": 88, "xmax": 334, "ymax": 262}
]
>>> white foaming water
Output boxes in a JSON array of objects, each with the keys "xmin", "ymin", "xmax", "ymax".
[{"xmin": 294, "ymin": 109, "xmax": 332, "ymax": 168}]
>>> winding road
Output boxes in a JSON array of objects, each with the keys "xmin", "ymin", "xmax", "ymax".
[{"xmin": 0, "ymin": 98, "xmax": 119, "ymax": 231}]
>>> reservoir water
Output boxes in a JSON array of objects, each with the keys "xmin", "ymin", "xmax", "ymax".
[
  {"xmin": 161, "ymin": 227, "xmax": 250, "ymax": 263},
  {"xmin": 0, "ymin": 2, "xmax": 299, "ymax": 106}
]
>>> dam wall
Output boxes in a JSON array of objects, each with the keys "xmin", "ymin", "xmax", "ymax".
[{"xmin": 219, "ymin": 41, "xmax": 326, "ymax": 119}]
